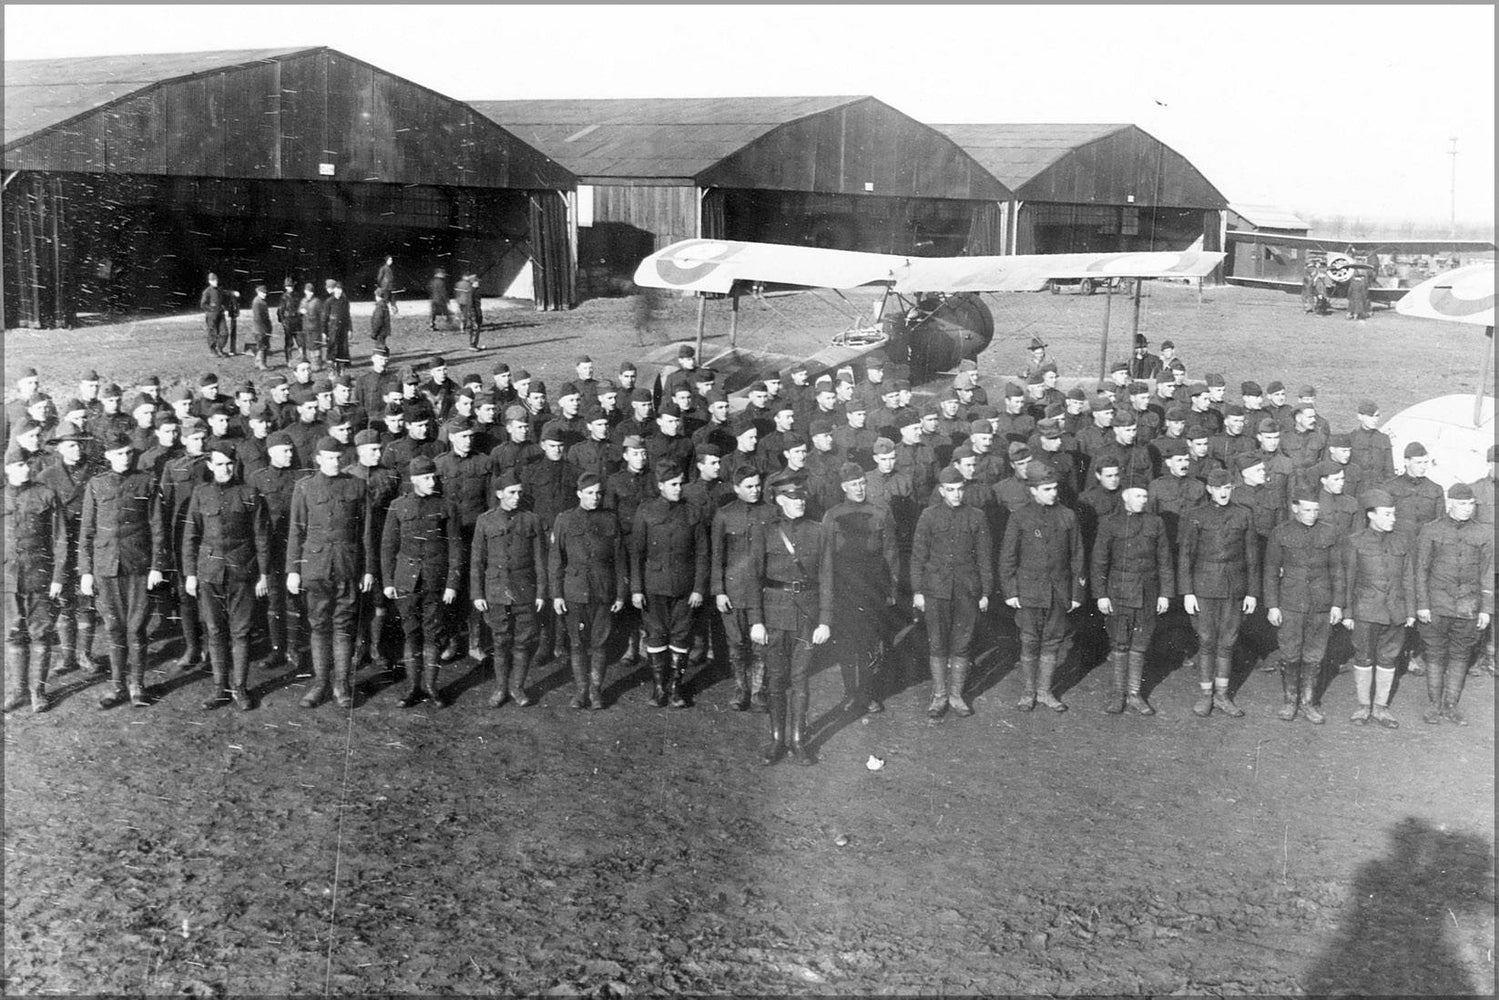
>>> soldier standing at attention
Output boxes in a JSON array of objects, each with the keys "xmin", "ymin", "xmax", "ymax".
[
  {"xmin": 712, "ymin": 466, "xmax": 773, "ymax": 712},
  {"xmin": 38, "ymin": 426, "xmax": 101, "ymax": 676},
  {"xmin": 182, "ymin": 441, "xmax": 270, "ymax": 711},
  {"xmin": 1091, "ymin": 474, "xmax": 1172, "ymax": 715},
  {"xmin": 157, "ymin": 416, "xmax": 213, "ymax": 673},
  {"xmin": 1382, "ymin": 441, "xmax": 1445, "ymax": 676},
  {"xmin": 1413, "ymin": 482, "xmax": 1492, "ymax": 725},
  {"xmin": 1262, "ymin": 487, "xmax": 1343, "ymax": 724},
  {"xmin": 250, "ymin": 431, "xmax": 305, "ymax": 675},
  {"xmin": 1340, "ymin": 488, "xmax": 1415, "ymax": 728},
  {"xmin": 630, "ymin": 459, "xmax": 709, "ymax": 709},
  {"xmin": 752, "ymin": 475, "xmax": 833, "ymax": 765},
  {"xmin": 435, "ymin": 419, "xmax": 492, "ymax": 661},
  {"xmin": 200, "ymin": 272, "xmax": 228, "ymax": 357},
  {"xmin": 549, "ymin": 473, "xmax": 628, "ymax": 709},
  {"xmin": 823, "ymin": 462, "xmax": 900, "ymax": 716},
  {"xmin": 381, "ymin": 456, "xmax": 462, "ymax": 709},
  {"xmin": 472, "ymin": 471, "xmax": 547, "ymax": 707},
  {"xmin": 1179, "ymin": 467, "xmax": 1259, "ymax": 719},
  {"xmin": 80, "ymin": 434, "xmax": 159, "ymax": 708},
  {"xmin": 286, "ymin": 437, "xmax": 375, "ymax": 709},
  {"xmin": 911, "ymin": 467, "xmax": 993, "ymax": 718},
  {"xmin": 1349, "ymin": 400, "xmax": 1394, "ymax": 484},
  {"xmin": 4, "ymin": 447, "xmax": 68, "ymax": 713},
  {"xmin": 250, "ymin": 284, "xmax": 273, "ymax": 371},
  {"xmin": 999, "ymin": 462, "xmax": 1084, "ymax": 712},
  {"xmin": 348, "ymin": 430, "xmax": 400, "ymax": 672}
]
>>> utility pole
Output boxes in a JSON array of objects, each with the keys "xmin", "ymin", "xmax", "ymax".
[{"xmin": 1448, "ymin": 137, "xmax": 1459, "ymax": 238}]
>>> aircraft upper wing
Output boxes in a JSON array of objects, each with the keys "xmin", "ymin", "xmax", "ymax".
[
  {"xmin": 1395, "ymin": 263, "xmax": 1495, "ymax": 327},
  {"xmin": 633, "ymin": 238, "xmax": 1225, "ymax": 295}
]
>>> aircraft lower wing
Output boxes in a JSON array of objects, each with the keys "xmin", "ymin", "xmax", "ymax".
[
  {"xmin": 1226, "ymin": 275, "xmax": 1407, "ymax": 303},
  {"xmin": 634, "ymin": 238, "xmax": 1224, "ymax": 295},
  {"xmin": 1395, "ymin": 263, "xmax": 1495, "ymax": 327}
]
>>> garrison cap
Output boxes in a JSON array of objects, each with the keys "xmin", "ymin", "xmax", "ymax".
[
  {"xmin": 694, "ymin": 443, "xmax": 723, "ymax": 460},
  {"xmin": 1128, "ymin": 381, "xmax": 1150, "ymax": 396},
  {"xmin": 512, "ymin": 368, "xmax": 531, "ymax": 381},
  {"xmin": 969, "ymin": 418, "xmax": 994, "ymax": 435},
  {"xmin": 247, "ymin": 401, "xmax": 273, "ymax": 420},
  {"xmin": 101, "ymin": 383, "xmax": 123, "ymax": 399},
  {"xmin": 1003, "ymin": 382, "xmax": 1024, "ymax": 398},
  {"xmin": 620, "ymin": 435, "xmax": 647, "ymax": 451},
  {"xmin": 839, "ymin": 461, "xmax": 866, "ymax": 484},
  {"xmin": 354, "ymin": 429, "xmax": 381, "ymax": 446},
  {"xmin": 199, "ymin": 372, "xmax": 219, "ymax": 387},
  {"xmin": 952, "ymin": 442, "xmax": 976, "ymax": 462},
  {"xmin": 383, "ymin": 401, "xmax": 406, "ymax": 418},
  {"xmin": 583, "ymin": 407, "xmax": 609, "ymax": 425},
  {"xmin": 491, "ymin": 361, "xmax": 511, "ymax": 374},
  {"xmin": 1205, "ymin": 468, "xmax": 1233, "ymax": 488},
  {"xmin": 139, "ymin": 373, "xmax": 164, "ymax": 387},
  {"xmin": 705, "ymin": 389, "xmax": 729, "ymax": 406},
  {"xmin": 1225, "ymin": 403, "xmax": 1246, "ymax": 417},
  {"xmin": 657, "ymin": 401, "xmax": 683, "ymax": 419},
  {"xmin": 730, "ymin": 415, "xmax": 758, "ymax": 437},
  {"xmin": 1361, "ymin": 487, "xmax": 1394, "ymax": 509},
  {"xmin": 1298, "ymin": 385, "xmax": 1317, "ymax": 399},
  {"xmin": 49, "ymin": 422, "xmax": 91, "ymax": 443},
  {"xmin": 1257, "ymin": 418, "xmax": 1281, "ymax": 434},
  {"xmin": 153, "ymin": 411, "xmax": 180, "ymax": 428},
  {"xmin": 954, "ymin": 372, "xmax": 977, "ymax": 390},
  {"xmin": 1403, "ymin": 441, "xmax": 1428, "ymax": 458},
  {"xmin": 1327, "ymin": 432, "xmax": 1352, "ymax": 448},
  {"xmin": 1310, "ymin": 460, "xmax": 1343, "ymax": 480},
  {"xmin": 428, "ymin": 355, "xmax": 447, "ymax": 369},
  {"xmin": 899, "ymin": 410, "xmax": 923, "ymax": 428},
  {"xmin": 1233, "ymin": 453, "xmax": 1265, "ymax": 474},
  {"xmin": 1088, "ymin": 397, "xmax": 1113, "ymax": 413},
  {"xmin": 493, "ymin": 469, "xmax": 522, "ymax": 491},
  {"xmin": 504, "ymin": 405, "xmax": 529, "ymax": 423},
  {"xmin": 1265, "ymin": 380, "xmax": 1285, "ymax": 394},
  {"xmin": 1112, "ymin": 409, "xmax": 1138, "ymax": 427},
  {"xmin": 81, "ymin": 369, "xmax": 102, "ymax": 382},
  {"xmin": 180, "ymin": 417, "xmax": 208, "ymax": 437},
  {"xmin": 1241, "ymin": 381, "xmax": 1263, "ymax": 396},
  {"xmin": 1007, "ymin": 441, "xmax": 1031, "ymax": 461},
  {"xmin": 527, "ymin": 380, "xmax": 547, "ymax": 396},
  {"xmin": 870, "ymin": 438, "xmax": 895, "ymax": 457},
  {"xmin": 629, "ymin": 388, "xmax": 653, "ymax": 404},
  {"xmin": 779, "ymin": 432, "xmax": 809, "ymax": 451},
  {"xmin": 1184, "ymin": 423, "xmax": 1210, "ymax": 441},
  {"xmin": 843, "ymin": 396, "xmax": 867, "ymax": 413},
  {"xmin": 169, "ymin": 385, "xmax": 195, "ymax": 403},
  {"xmin": 557, "ymin": 382, "xmax": 581, "ymax": 399},
  {"xmin": 266, "ymin": 430, "xmax": 295, "ymax": 449},
  {"xmin": 937, "ymin": 466, "xmax": 966, "ymax": 486},
  {"xmin": 577, "ymin": 472, "xmax": 603, "ymax": 492},
  {"xmin": 676, "ymin": 344, "xmax": 696, "ymax": 359},
  {"xmin": 1110, "ymin": 360, "xmax": 1130, "ymax": 374},
  {"xmin": 1156, "ymin": 437, "xmax": 1187, "ymax": 458},
  {"xmin": 208, "ymin": 439, "xmax": 237, "ymax": 459},
  {"xmin": 314, "ymin": 379, "xmax": 334, "ymax": 395},
  {"xmin": 574, "ymin": 354, "xmax": 593, "ymax": 365},
  {"xmin": 101, "ymin": 433, "xmax": 135, "ymax": 453},
  {"xmin": 408, "ymin": 456, "xmax": 437, "ymax": 478},
  {"xmin": 403, "ymin": 404, "xmax": 433, "ymax": 423},
  {"xmin": 693, "ymin": 367, "xmax": 716, "ymax": 384},
  {"xmin": 1187, "ymin": 381, "xmax": 1208, "ymax": 397},
  {"xmin": 371, "ymin": 345, "xmax": 390, "ymax": 357},
  {"xmin": 809, "ymin": 418, "xmax": 836, "ymax": 437},
  {"xmin": 1448, "ymin": 482, "xmax": 1476, "ymax": 500},
  {"xmin": 445, "ymin": 418, "xmax": 475, "ymax": 436},
  {"xmin": 315, "ymin": 436, "xmax": 343, "ymax": 454},
  {"xmin": 1024, "ymin": 373, "xmax": 1044, "ymax": 386},
  {"xmin": 865, "ymin": 350, "xmax": 889, "ymax": 367},
  {"xmin": 730, "ymin": 464, "xmax": 762, "ymax": 485},
  {"xmin": 539, "ymin": 424, "xmax": 566, "ymax": 444},
  {"xmin": 594, "ymin": 379, "xmax": 617, "ymax": 394},
  {"xmin": 1165, "ymin": 406, "xmax": 1188, "ymax": 422},
  {"xmin": 1037, "ymin": 418, "xmax": 1063, "ymax": 440},
  {"xmin": 1205, "ymin": 373, "xmax": 1226, "ymax": 387},
  {"xmin": 1066, "ymin": 387, "xmax": 1088, "ymax": 401},
  {"xmin": 618, "ymin": 360, "xmax": 637, "ymax": 374},
  {"xmin": 1025, "ymin": 462, "xmax": 1059, "ymax": 486}
]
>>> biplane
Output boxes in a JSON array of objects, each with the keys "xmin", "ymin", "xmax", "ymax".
[
  {"xmin": 1223, "ymin": 232, "xmax": 1495, "ymax": 307},
  {"xmin": 630, "ymin": 238, "xmax": 1224, "ymax": 400}
]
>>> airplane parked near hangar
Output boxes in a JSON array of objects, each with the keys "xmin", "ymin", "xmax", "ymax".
[{"xmin": 1223, "ymin": 232, "xmax": 1495, "ymax": 308}]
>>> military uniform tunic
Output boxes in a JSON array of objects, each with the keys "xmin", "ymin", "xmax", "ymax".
[{"xmin": 182, "ymin": 479, "xmax": 271, "ymax": 645}]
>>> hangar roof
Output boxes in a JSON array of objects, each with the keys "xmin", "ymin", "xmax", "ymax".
[
  {"xmin": 471, "ymin": 96, "xmax": 1012, "ymax": 201},
  {"xmin": 1228, "ymin": 203, "xmax": 1311, "ymax": 233},
  {"xmin": 4, "ymin": 47, "xmax": 575, "ymax": 190},
  {"xmin": 933, "ymin": 123, "xmax": 1227, "ymax": 209}
]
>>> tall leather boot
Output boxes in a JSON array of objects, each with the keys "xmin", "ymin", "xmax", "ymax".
[
  {"xmin": 370, "ymin": 609, "xmax": 390, "ymax": 670},
  {"xmin": 487, "ymin": 647, "xmax": 511, "ymax": 708},
  {"xmin": 668, "ymin": 649, "xmax": 690, "ymax": 709},
  {"xmin": 299, "ymin": 635, "xmax": 331, "ymax": 709},
  {"xmin": 865, "ymin": 649, "xmax": 885, "ymax": 713},
  {"xmin": 1126, "ymin": 650, "xmax": 1155, "ymax": 715},
  {"xmin": 3, "ymin": 640, "xmax": 29, "ymax": 713},
  {"xmin": 1299, "ymin": 671, "xmax": 1325, "ymax": 724},
  {"xmin": 200, "ymin": 640, "xmax": 232, "ymax": 710},
  {"xmin": 332, "ymin": 633, "xmax": 355, "ymax": 709},
  {"xmin": 927, "ymin": 655, "xmax": 949, "ymax": 718},
  {"xmin": 1036, "ymin": 652, "xmax": 1067, "ymax": 712},
  {"xmin": 467, "ymin": 615, "xmax": 485, "ymax": 662},
  {"xmin": 648, "ymin": 649, "xmax": 669, "ymax": 708},
  {"xmin": 1371, "ymin": 665, "xmax": 1399, "ymax": 728},
  {"xmin": 617, "ymin": 627, "xmax": 639, "ymax": 667},
  {"xmin": 1422, "ymin": 656, "xmax": 1447, "ymax": 724},
  {"xmin": 1212, "ymin": 656, "xmax": 1244, "ymax": 717},
  {"xmin": 761, "ymin": 690, "xmax": 788, "ymax": 765},
  {"xmin": 400, "ymin": 636, "xmax": 424, "ymax": 708},
  {"xmin": 422, "ymin": 643, "xmax": 447, "ymax": 709},
  {"xmin": 1103, "ymin": 649, "xmax": 1127, "ymax": 714},
  {"xmin": 510, "ymin": 647, "xmax": 534, "ymax": 706},
  {"xmin": 1442, "ymin": 656, "xmax": 1469, "ymax": 725},
  {"xmin": 352, "ymin": 614, "xmax": 371, "ymax": 669},
  {"xmin": 78, "ymin": 615, "xmax": 101, "ymax": 675},
  {"xmin": 128, "ymin": 659, "xmax": 150, "ymax": 707},
  {"xmin": 230, "ymin": 638, "xmax": 253, "ymax": 711},
  {"xmin": 728, "ymin": 648, "xmax": 751, "ymax": 711},
  {"xmin": 98, "ymin": 645, "xmax": 129, "ymax": 709},
  {"xmin": 749, "ymin": 650, "xmax": 769, "ymax": 713},
  {"xmin": 1348, "ymin": 664, "xmax": 1374, "ymax": 723},
  {"xmin": 787, "ymin": 689, "xmax": 814, "ymax": 766},
  {"xmin": 1276, "ymin": 660, "xmax": 1300, "ymax": 721},
  {"xmin": 173, "ymin": 600, "xmax": 203, "ymax": 673},
  {"xmin": 947, "ymin": 656, "xmax": 973, "ymax": 717},
  {"xmin": 588, "ymin": 651, "xmax": 608, "ymax": 710},
  {"xmin": 568, "ymin": 649, "xmax": 590, "ymax": 709},
  {"xmin": 1014, "ymin": 652, "xmax": 1038, "ymax": 711},
  {"xmin": 55, "ymin": 613, "xmax": 78, "ymax": 675}
]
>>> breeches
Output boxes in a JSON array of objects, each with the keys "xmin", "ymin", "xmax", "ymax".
[
  {"xmin": 1015, "ymin": 601, "xmax": 1072, "ymax": 658},
  {"xmin": 304, "ymin": 579, "xmax": 359, "ymax": 639},
  {"xmin": 95, "ymin": 574, "xmax": 149, "ymax": 659},
  {"xmin": 1105, "ymin": 604, "xmax": 1158, "ymax": 653},
  {"xmin": 485, "ymin": 604, "xmax": 538, "ymax": 654},
  {"xmin": 926, "ymin": 597, "xmax": 979, "ymax": 658},
  {"xmin": 565, "ymin": 602, "xmax": 614, "ymax": 653},
  {"xmin": 198, "ymin": 579, "xmax": 257, "ymax": 642},
  {"xmin": 7, "ymin": 590, "xmax": 56, "ymax": 645},
  {"xmin": 1351, "ymin": 620, "xmax": 1405, "ymax": 667},
  {"xmin": 1192, "ymin": 597, "xmax": 1243, "ymax": 659},
  {"xmin": 642, "ymin": 594, "xmax": 692, "ymax": 651},
  {"xmin": 762, "ymin": 623, "xmax": 816, "ymax": 696},
  {"xmin": 1419, "ymin": 616, "xmax": 1482, "ymax": 668},
  {"xmin": 1274, "ymin": 609, "xmax": 1331, "ymax": 665},
  {"xmin": 396, "ymin": 590, "xmax": 447, "ymax": 643}
]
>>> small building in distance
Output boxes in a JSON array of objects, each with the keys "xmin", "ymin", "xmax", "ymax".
[
  {"xmin": 1226, "ymin": 204, "xmax": 1311, "ymax": 236},
  {"xmin": 3, "ymin": 47, "xmax": 577, "ymax": 328},
  {"xmin": 471, "ymin": 96, "xmax": 1013, "ymax": 297},
  {"xmin": 933, "ymin": 123, "xmax": 1228, "ymax": 260}
]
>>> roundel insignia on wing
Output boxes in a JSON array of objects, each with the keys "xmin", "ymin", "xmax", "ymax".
[
  {"xmin": 653, "ymin": 240, "xmax": 743, "ymax": 286},
  {"xmin": 1427, "ymin": 268, "xmax": 1495, "ymax": 320}
]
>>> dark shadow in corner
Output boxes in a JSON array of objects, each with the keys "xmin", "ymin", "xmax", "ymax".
[{"xmin": 1301, "ymin": 815, "xmax": 1492, "ymax": 996}]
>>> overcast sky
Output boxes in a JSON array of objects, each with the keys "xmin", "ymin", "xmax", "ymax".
[{"xmin": 6, "ymin": 4, "xmax": 1494, "ymax": 228}]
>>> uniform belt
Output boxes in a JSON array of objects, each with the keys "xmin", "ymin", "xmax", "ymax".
[{"xmin": 765, "ymin": 579, "xmax": 807, "ymax": 593}]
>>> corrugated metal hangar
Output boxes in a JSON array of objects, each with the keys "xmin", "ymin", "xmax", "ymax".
[
  {"xmin": 471, "ymin": 97, "xmax": 1014, "ymax": 297},
  {"xmin": 2, "ymin": 47, "xmax": 577, "ymax": 328},
  {"xmin": 934, "ymin": 123, "xmax": 1227, "ymax": 257}
]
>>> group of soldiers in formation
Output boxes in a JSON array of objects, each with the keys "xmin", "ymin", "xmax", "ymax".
[{"xmin": 4, "ymin": 328, "xmax": 1494, "ymax": 765}]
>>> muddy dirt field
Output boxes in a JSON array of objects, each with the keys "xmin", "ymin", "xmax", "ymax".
[{"xmin": 4, "ymin": 284, "xmax": 1495, "ymax": 995}]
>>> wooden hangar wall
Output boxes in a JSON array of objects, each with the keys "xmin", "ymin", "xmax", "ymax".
[{"xmin": 2, "ymin": 47, "xmax": 577, "ymax": 328}]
